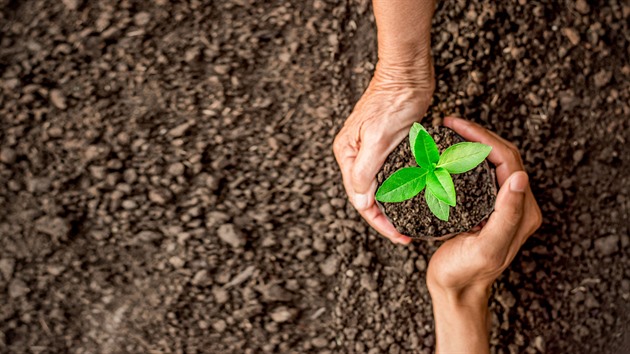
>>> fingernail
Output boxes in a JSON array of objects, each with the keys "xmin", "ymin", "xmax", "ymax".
[
  {"xmin": 510, "ymin": 172, "xmax": 528, "ymax": 193},
  {"xmin": 353, "ymin": 193, "xmax": 368, "ymax": 209}
]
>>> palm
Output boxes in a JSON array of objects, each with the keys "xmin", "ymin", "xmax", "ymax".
[{"xmin": 429, "ymin": 232, "xmax": 483, "ymax": 289}]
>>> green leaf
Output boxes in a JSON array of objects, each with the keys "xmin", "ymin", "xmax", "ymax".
[
  {"xmin": 409, "ymin": 122, "xmax": 427, "ymax": 159},
  {"xmin": 426, "ymin": 168, "xmax": 456, "ymax": 206},
  {"xmin": 437, "ymin": 142, "xmax": 492, "ymax": 174},
  {"xmin": 375, "ymin": 167, "xmax": 428, "ymax": 203},
  {"xmin": 425, "ymin": 189, "xmax": 450, "ymax": 221},
  {"xmin": 413, "ymin": 130, "xmax": 439, "ymax": 169}
]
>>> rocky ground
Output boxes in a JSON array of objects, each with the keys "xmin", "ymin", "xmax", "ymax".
[{"xmin": 0, "ymin": 0, "xmax": 628, "ymax": 353}]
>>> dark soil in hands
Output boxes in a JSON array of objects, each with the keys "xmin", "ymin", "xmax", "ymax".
[{"xmin": 377, "ymin": 126, "xmax": 496, "ymax": 239}]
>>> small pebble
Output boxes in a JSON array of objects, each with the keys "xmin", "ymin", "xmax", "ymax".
[
  {"xmin": 269, "ymin": 306, "xmax": 297, "ymax": 323},
  {"xmin": 168, "ymin": 162, "xmax": 185, "ymax": 176},
  {"xmin": 50, "ymin": 89, "xmax": 67, "ymax": 110},
  {"xmin": 168, "ymin": 256, "xmax": 185, "ymax": 268},
  {"xmin": 134, "ymin": 12, "xmax": 151, "ymax": 26},
  {"xmin": 360, "ymin": 274, "xmax": 378, "ymax": 291},
  {"xmin": 0, "ymin": 258, "xmax": 15, "ymax": 280},
  {"xmin": 148, "ymin": 189, "xmax": 170, "ymax": 205},
  {"xmin": 121, "ymin": 200, "xmax": 137, "ymax": 210},
  {"xmin": 575, "ymin": 0, "xmax": 590, "ymax": 14},
  {"xmin": 212, "ymin": 319, "xmax": 227, "ymax": 333},
  {"xmin": 0, "ymin": 148, "xmax": 16, "ymax": 164},
  {"xmin": 9, "ymin": 279, "xmax": 29, "ymax": 298},
  {"xmin": 217, "ymin": 224, "xmax": 246, "ymax": 248},
  {"xmin": 573, "ymin": 150, "xmax": 584, "ymax": 163},
  {"xmin": 594, "ymin": 235, "xmax": 619, "ymax": 256},
  {"xmin": 593, "ymin": 70, "xmax": 612, "ymax": 88},
  {"xmin": 320, "ymin": 255, "xmax": 340, "ymax": 276},
  {"xmin": 562, "ymin": 28, "xmax": 580, "ymax": 46}
]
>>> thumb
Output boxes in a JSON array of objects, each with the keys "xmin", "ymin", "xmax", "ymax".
[
  {"xmin": 350, "ymin": 139, "xmax": 388, "ymax": 210},
  {"xmin": 483, "ymin": 171, "xmax": 528, "ymax": 239}
]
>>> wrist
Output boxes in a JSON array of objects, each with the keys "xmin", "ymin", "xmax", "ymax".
[
  {"xmin": 377, "ymin": 40, "xmax": 432, "ymax": 71},
  {"xmin": 371, "ymin": 57, "xmax": 435, "ymax": 99},
  {"xmin": 376, "ymin": 3, "xmax": 433, "ymax": 71},
  {"xmin": 427, "ymin": 279, "xmax": 491, "ymax": 309},
  {"xmin": 430, "ymin": 285, "xmax": 491, "ymax": 354}
]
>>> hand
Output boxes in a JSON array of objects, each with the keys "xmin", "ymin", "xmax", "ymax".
[
  {"xmin": 427, "ymin": 117, "xmax": 542, "ymax": 297},
  {"xmin": 333, "ymin": 60, "xmax": 434, "ymax": 245},
  {"xmin": 427, "ymin": 117, "xmax": 542, "ymax": 353}
]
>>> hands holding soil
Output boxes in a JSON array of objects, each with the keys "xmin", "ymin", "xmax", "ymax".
[
  {"xmin": 333, "ymin": 1, "xmax": 542, "ymax": 351},
  {"xmin": 332, "ymin": 60, "xmax": 433, "ymax": 246},
  {"xmin": 427, "ymin": 117, "xmax": 542, "ymax": 353},
  {"xmin": 332, "ymin": 0, "xmax": 435, "ymax": 246},
  {"xmin": 335, "ymin": 113, "xmax": 542, "ymax": 352}
]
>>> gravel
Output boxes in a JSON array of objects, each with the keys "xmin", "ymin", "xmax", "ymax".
[
  {"xmin": 217, "ymin": 223, "xmax": 246, "ymax": 248},
  {"xmin": 0, "ymin": 1, "xmax": 628, "ymax": 353}
]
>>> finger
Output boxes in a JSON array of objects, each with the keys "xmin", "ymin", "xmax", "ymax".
[
  {"xmin": 350, "ymin": 133, "xmax": 389, "ymax": 198},
  {"xmin": 481, "ymin": 171, "xmax": 528, "ymax": 244},
  {"xmin": 516, "ymin": 192, "xmax": 542, "ymax": 246},
  {"xmin": 346, "ymin": 177, "xmax": 411, "ymax": 245},
  {"xmin": 443, "ymin": 117, "xmax": 524, "ymax": 185},
  {"xmin": 357, "ymin": 187, "xmax": 412, "ymax": 245},
  {"xmin": 335, "ymin": 138, "xmax": 411, "ymax": 245}
]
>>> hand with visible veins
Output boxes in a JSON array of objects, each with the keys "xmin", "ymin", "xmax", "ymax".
[
  {"xmin": 333, "ymin": 0, "xmax": 436, "ymax": 245},
  {"xmin": 427, "ymin": 117, "xmax": 543, "ymax": 354}
]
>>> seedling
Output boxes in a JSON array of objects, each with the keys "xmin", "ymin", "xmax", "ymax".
[{"xmin": 375, "ymin": 123, "xmax": 491, "ymax": 221}]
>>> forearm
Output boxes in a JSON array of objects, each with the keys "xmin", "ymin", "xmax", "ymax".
[
  {"xmin": 373, "ymin": 0, "xmax": 435, "ymax": 67},
  {"xmin": 430, "ymin": 288, "xmax": 491, "ymax": 354}
]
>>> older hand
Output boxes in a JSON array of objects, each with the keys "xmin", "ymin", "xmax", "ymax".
[{"xmin": 333, "ymin": 61, "xmax": 433, "ymax": 245}]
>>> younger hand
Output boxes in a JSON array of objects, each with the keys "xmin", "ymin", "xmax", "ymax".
[
  {"xmin": 426, "ymin": 117, "xmax": 542, "ymax": 354},
  {"xmin": 427, "ymin": 117, "xmax": 542, "ymax": 301}
]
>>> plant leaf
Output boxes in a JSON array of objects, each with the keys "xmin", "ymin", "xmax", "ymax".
[
  {"xmin": 437, "ymin": 142, "xmax": 492, "ymax": 174},
  {"xmin": 413, "ymin": 130, "xmax": 439, "ymax": 169},
  {"xmin": 409, "ymin": 122, "xmax": 427, "ymax": 159},
  {"xmin": 426, "ymin": 168, "xmax": 456, "ymax": 206},
  {"xmin": 425, "ymin": 189, "xmax": 450, "ymax": 221},
  {"xmin": 375, "ymin": 167, "xmax": 428, "ymax": 203}
]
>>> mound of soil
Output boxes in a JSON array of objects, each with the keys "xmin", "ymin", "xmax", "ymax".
[{"xmin": 377, "ymin": 125, "xmax": 496, "ymax": 239}]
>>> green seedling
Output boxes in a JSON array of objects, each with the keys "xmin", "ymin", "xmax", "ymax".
[{"xmin": 375, "ymin": 123, "xmax": 492, "ymax": 221}]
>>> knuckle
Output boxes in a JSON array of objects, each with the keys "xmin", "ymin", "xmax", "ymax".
[
  {"xmin": 530, "ymin": 206, "xmax": 543, "ymax": 232},
  {"xmin": 474, "ymin": 247, "xmax": 504, "ymax": 270},
  {"xmin": 491, "ymin": 256, "xmax": 507, "ymax": 270},
  {"xmin": 485, "ymin": 254, "xmax": 505, "ymax": 270},
  {"xmin": 509, "ymin": 147, "xmax": 522, "ymax": 162},
  {"xmin": 332, "ymin": 134, "xmax": 345, "ymax": 156},
  {"xmin": 506, "ymin": 141, "xmax": 519, "ymax": 152},
  {"xmin": 351, "ymin": 165, "xmax": 367, "ymax": 184},
  {"xmin": 363, "ymin": 127, "xmax": 384, "ymax": 143}
]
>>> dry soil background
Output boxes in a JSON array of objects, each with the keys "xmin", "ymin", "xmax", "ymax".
[{"xmin": 0, "ymin": 0, "xmax": 629, "ymax": 353}]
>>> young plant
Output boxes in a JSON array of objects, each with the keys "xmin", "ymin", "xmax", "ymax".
[{"xmin": 375, "ymin": 123, "xmax": 492, "ymax": 221}]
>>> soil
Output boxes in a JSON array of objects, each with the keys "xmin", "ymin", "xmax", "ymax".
[
  {"xmin": 0, "ymin": 1, "xmax": 629, "ymax": 353},
  {"xmin": 377, "ymin": 126, "xmax": 496, "ymax": 239}
]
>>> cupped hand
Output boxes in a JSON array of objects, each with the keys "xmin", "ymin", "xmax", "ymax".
[
  {"xmin": 333, "ymin": 61, "xmax": 434, "ymax": 245},
  {"xmin": 427, "ymin": 117, "xmax": 542, "ymax": 301}
]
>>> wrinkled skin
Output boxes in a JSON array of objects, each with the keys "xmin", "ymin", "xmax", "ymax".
[{"xmin": 333, "ymin": 61, "xmax": 434, "ymax": 244}]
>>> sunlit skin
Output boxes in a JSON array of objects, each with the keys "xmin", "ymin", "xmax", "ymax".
[{"xmin": 333, "ymin": 1, "xmax": 542, "ymax": 352}]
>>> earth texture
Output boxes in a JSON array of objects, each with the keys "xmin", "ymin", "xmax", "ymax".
[
  {"xmin": 1, "ymin": 0, "xmax": 629, "ymax": 353},
  {"xmin": 377, "ymin": 125, "xmax": 496, "ymax": 239}
]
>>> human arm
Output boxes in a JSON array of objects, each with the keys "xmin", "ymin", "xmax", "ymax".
[
  {"xmin": 427, "ymin": 117, "xmax": 543, "ymax": 353},
  {"xmin": 333, "ymin": 0, "xmax": 436, "ymax": 244},
  {"xmin": 374, "ymin": 0, "xmax": 435, "ymax": 78}
]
